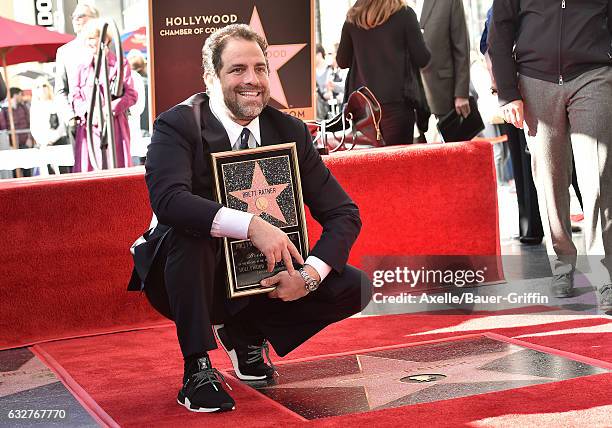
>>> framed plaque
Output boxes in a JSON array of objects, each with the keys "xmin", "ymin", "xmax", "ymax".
[{"xmin": 211, "ymin": 143, "xmax": 309, "ymax": 298}]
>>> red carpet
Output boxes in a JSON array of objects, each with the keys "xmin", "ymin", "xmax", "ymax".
[
  {"xmin": 34, "ymin": 314, "xmax": 611, "ymax": 427},
  {"xmin": 2, "ymin": 142, "xmax": 501, "ymax": 350}
]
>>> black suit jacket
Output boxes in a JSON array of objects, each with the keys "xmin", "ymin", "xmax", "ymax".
[{"xmin": 129, "ymin": 93, "xmax": 361, "ymax": 292}]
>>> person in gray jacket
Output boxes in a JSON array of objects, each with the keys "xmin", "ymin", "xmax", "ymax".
[
  {"xmin": 416, "ymin": 0, "xmax": 471, "ymax": 118},
  {"xmin": 489, "ymin": 0, "xmax": 612, "ymax": 307},
  {"xmin": 54, "ymin": 2, "xmax": 99, "ymax": 152}
]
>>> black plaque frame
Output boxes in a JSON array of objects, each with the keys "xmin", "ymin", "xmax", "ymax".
[{"xmin": 211, "ymin": 143, "xmax": 309, "ymax": 298}]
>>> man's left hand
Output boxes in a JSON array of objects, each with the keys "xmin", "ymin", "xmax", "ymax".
[
  {"xmin": 454, "ymin": 97, "xmax": 471, "ymax": 118},
  {"xmin": 262, "ymin": 265, "xmax": 321, "ymax": 302},
  {"xmin": 261, "ymin": 270, "xmax": 309, "ymax": 301}
]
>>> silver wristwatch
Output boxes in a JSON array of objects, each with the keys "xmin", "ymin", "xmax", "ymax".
[{"xmin": 298, "ymin": 267, "xmax": 320, "ymax": 292}]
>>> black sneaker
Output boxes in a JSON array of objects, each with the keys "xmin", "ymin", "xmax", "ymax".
[
  {"xmin": 177, "ymin": 354, "xmax": 235, "ymax": 413},
  {"xmin": 213, "ymin": 324, "xmax": 276, "ymax": 381}
]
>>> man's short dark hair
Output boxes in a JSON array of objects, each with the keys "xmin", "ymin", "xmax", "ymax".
[
  {"xmin": 9, "ymin": 87, "xmax": 22, "ymax": 98},
  {"xmin": 316, "ymin": 44, "xmax": 326, "ymax": 57},
  {"xmin": 201, "ymin": 24, "xmax": 268, "ymax": 78}
]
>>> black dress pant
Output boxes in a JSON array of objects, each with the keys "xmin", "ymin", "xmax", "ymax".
[
  {"xmin": 380, "ymin": 102, "xmax": 415, "ymax": 146},
  {"xmin": 145, "ymin": 229, "xmax": 372, "ymax": 358},
  {"xmin": 504, "ymin": 124, "xmax": 544, "ymax": 241}
]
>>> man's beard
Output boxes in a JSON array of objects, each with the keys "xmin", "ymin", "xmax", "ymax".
[{"xmin": 223, "ymin": 85, "xmax": 270, "ymax": 123}]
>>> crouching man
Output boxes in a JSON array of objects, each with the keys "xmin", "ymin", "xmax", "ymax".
[{"xmin": 129, "ymin": 24, "xmax": 372, "ymax": 413}]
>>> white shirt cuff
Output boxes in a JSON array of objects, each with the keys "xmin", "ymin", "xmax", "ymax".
[
  {"xmin": 210, "ymin": 207, "xmax": 253, "ymax": 240},
  {"xmin": 305, "ymin": 256, "xmax": 332, "ymax": 282}
]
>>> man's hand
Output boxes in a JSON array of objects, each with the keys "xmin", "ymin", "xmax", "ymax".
[
  {"xmin": 454, "ymin": 97, "xmax": 471, "ymax": 118},
  {"xmin": 261, "ymin": 265, "xmax": 319, "ymax": 301},
  {"xmin": 247, "ymin": 216, "xmax": 304, "ymax": 274},
  {"xmin": 501, "ymin": 100, "xmax": 524, "ymax": 129}
]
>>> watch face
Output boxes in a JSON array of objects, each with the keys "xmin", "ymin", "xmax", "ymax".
[
  {"xmin": 307, "ymin": 281, "xmax": 318, "ymax": 292},
  {"xmin": 300, "ymin": 268, "xmax": 319, "ymax": 292}
]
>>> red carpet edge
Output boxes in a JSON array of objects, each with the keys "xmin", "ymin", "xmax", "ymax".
[
  {"xmin": 0, "ymin": 321, "xmax": 174, "ymax": 352},
  {"xmin": 30, "ymin": 345, "xmax": 121, "ymax": 428}
]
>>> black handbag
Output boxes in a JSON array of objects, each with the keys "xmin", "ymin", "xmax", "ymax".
[
  {"xmin": 436, "ymin": 96, "xmax": 485, "ymax": 143},
  {"xmin": 49, "ymin": 113, "xmax": 60, "ymax": 130}
]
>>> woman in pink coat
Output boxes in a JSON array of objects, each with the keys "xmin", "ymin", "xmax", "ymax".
[{"xmin": 72, "ymin": 19, "xmax": 137, "ymax": 172}]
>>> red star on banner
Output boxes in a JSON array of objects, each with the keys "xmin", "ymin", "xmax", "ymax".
[
  {"xmin": 229, "ymin": 162, "xmax": 289, "ymax": 224},
  {"xmin": 249, "ymin": 6, "xmax": 306, "ymax": 108}
]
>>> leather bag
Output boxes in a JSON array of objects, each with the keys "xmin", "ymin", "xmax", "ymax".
[
  {"xmin": 344, "ymin": 86, "xmax": 384, "ymax": 147},
  {"xmin": 314, "ymin": 86, "xmax": 384, "ymax": 153}
]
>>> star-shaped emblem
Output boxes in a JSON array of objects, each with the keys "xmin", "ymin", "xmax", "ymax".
[
  {"xmin": 261, "ymin": 347, "xmax": 555, "ymax": 410},
  {"xmin": 229, "ymin": 162, "xmax": 289, "ymax": 224},
  {"xmin": 249, "ymin": 6, "xmax": 306, "ymax": 108}
]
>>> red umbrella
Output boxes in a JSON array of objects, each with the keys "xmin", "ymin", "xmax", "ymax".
[
  {"xmin": 121, "ymin": 26, "xmax": 147, "ymax": 58},
  {"xmin": 0, "ymin": 16, "xmax": 74, "ymax": 152}
]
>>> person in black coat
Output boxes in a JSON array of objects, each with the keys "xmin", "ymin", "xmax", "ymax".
[
  {"xmin": 489, "ymin": 0, "xmax": 612, "ymax": 301},
  {"xmin": 129, "ymin": 24, "xmax": 371, "ymax": 413},
  {"xmin": 337, "ymin": 0, "xmax": 430, "ymax": 146}
]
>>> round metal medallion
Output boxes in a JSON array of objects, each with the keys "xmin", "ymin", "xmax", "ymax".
[{"xmin": 400, "ymin": 374, "xmax": 447, "ymax": 383}]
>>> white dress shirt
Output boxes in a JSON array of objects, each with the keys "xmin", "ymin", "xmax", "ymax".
[{"xmin": 208, "ymin": 95, "xmax": 332, "ymax": 282}]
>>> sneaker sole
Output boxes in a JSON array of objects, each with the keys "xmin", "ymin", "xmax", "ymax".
[
  {"xmin": 553, "ymin": 289, "xmax": 575, "ymax": 298},
  {"xmin": 213, "ymin": 324, "xmax": 268, "ymax": 381},
  {"xmin": 177, "ymin": 395, "xmax": 235, "ymax": 413}
]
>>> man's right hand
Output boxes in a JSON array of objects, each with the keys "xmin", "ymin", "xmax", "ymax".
[
  {"xmin": 247, "ymin": 216, "xmax": 304, "ymax": 274},
  {"xmin": 501, "ymin": 100, "xmax": 524, "ymax": 129}
]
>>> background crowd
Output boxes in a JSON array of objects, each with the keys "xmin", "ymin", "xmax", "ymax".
[{"xmin": 0, "ymin": 2, "xmax": 149, "ymax": 177}]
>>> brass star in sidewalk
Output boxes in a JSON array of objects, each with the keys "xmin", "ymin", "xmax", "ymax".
[
  {"xmin": 261, "ymin": 347, "xmax": 556, "ymax": 410},
  {"xmin": 249, "ymin": 6, "xmax": 306, "ymax": 108},
  {"xmin": 229, "ymin": 161, "xmax": 289, "ymax": 224}
]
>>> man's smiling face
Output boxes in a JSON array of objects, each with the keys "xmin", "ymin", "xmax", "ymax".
[{"xmin": 207, "ymin": 37, "xmax": 270, "ymax": 125}]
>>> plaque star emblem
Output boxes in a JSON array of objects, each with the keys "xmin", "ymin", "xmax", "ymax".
[
  {"xmin": 262, "ymin": 347, "xmax": 556, "ymax": 410},
  {"xmin": 229, "ymin": 161, "xmax": 289, "ymax": 224},
  {"xmin": 249, "ymin": 6, "xmax": 306, "ymax": 108}
]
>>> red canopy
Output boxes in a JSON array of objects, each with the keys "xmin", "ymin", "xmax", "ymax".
[
  {"xmin": 0, "ymin": 16, "xmax": 74, "ymax": 65},
  {"xmin": 0, "ymin": 17, "xmax": 74, "ymax": 156}
]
